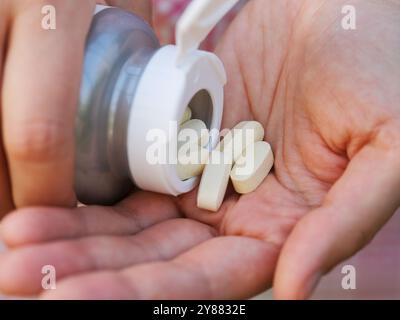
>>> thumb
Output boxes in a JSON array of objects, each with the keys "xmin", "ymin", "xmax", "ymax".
[{"xmin": 274, "ymin": 126, "xmax": 400, "ymax": 299}]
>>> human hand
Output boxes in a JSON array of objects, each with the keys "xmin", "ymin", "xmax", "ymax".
[
  {"xmin": 214, "ymin": 0, "xmax": 400, "ymax": 299},
  {"xmin": 0, "ymin": 0, "xmax": 151, "ymax": 218},
  {"xmin": 1, "ymin": 0, "xmax": 399, "ymax": 299}
]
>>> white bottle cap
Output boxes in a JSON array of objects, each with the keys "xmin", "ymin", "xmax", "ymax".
[
  {"xmin": 176, "ymin": 0, "xmax": 240, "ymax": 65},
  {"xmin": 127, "ymin": 0, "xmax": 239, "ymax": 196}
]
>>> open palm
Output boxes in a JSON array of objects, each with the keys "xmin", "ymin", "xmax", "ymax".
[{"xmin": 1, "ymin": 0, "xmax": 399, "ymax": 299}]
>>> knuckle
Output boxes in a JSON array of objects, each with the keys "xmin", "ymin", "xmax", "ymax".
[{"xmin": 5, "ymin": 120, "xmax": 71, "ymax": 162}]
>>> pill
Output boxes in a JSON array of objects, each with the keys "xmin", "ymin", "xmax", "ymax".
[
  {"xmin": 230, "ymin": 141, "xmax": 274, "ymax": 194},
  {"xmin": 177, "ymin": 146, "xmax": 209, "ymax": 180},
  {"xmin": 180, "ymin": 107, "xmax": 192, "ymax": 125},
  {"xmin": 197, "ymin": 150, "xmax": 232, "ymax": 212},
  {"xmin": 216, "ymin": 121, "xmax": 264, "ymax": 162},
  {"xmin": 178, "ymin": 119, "xmax": 209, "ymax": 148}
]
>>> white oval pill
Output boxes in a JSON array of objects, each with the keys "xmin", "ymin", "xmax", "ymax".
[
  {"xmin": 230, "ymin": 141, "xmax": 274, "ymax": 194},
  {"xmin": 178, "ymin": 119, "xmax": 209, "ymax": 148},
  {"xmin": 216, "ymin": 121, "xmax": 264, "ymax": 162},
  {"xmin": 197, "ymin": 150, "xmax": 232, "ymax": 212},
  {"xmin": 177, "ymin": 146, "xmax": 209, "ymax": 181},
  {"xmin": 180, "ymin": 107, "xmax": 192, "ymax": 125}
]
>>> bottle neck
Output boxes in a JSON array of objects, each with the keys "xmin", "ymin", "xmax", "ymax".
[
  {"xmin": 107, "ymin": 47, "xmax": 158, "ymax": 182},
  {"xmin": 75, "ymin": 7, "xmax": 160, "ymax": 205}
]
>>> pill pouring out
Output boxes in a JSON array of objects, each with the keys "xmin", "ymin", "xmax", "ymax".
[{"xmin": 178, "ymin": 108, "xmax": 274, "ymax": 212}]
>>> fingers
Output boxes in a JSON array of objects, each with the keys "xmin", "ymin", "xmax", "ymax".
[
  {"xmin": 0, "ymin": 219, "xmax": 215, "ymax": 296},
  {"xmin": 1, "ymin": 192, "xmax": 181, "ymax": 247},
  {"xmin": 2, "ymin": 0, "xmax": 96, "ymax": 208},
  {"xmin": 274, "ymin": 131, "xmax": 400, "ymax": 299},
  {"xmin": 41, "ymin": 236, "xmax": 277, "ymax": 299},
  {"xmin": 0, "ymin": 4, "xmax": 13, "ymax": 218},
  {"xmin": 106, "ymin": 0, "xmax": 152, "ymax": 23}
]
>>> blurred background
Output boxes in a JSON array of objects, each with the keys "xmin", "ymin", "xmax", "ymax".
[{"xmin": 1, "ymin": 0, "xmax": 399, "ymax": 300}]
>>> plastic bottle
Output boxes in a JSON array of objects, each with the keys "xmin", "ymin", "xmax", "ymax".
[{"xmin": 76, "ymin": 2, "xmax": 238, "ymax": 205}]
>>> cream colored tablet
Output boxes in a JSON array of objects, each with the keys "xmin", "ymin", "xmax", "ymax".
[
  {"xmin": 216, "ymin": 121, "xmax": 264, "ymax": 162},
  {"xmin": 180, "ymin": 107, "xmax": 192, "ymax": 125},
  {"xmin": 177, "ymin": 146, "xmax": 209, "ymax": 180},
  {"xmin": 230, "ymin": 141, "xmax": 274, "ymax": 194},
  {"xmin": 178, "ymin": 119, "xmax": 209, "ymax": 148},
  {"xmin": 197, "ymin": 150, "xmax": 232, "ymax": 212}
]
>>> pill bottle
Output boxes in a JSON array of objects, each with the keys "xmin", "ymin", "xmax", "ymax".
[{"xmin": 75, "ymin": 3, "xmax": 230, "ymax": 205}]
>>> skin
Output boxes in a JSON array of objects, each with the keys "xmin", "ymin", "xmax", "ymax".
[
  {"xmin": 0, "ymin": 0, "xmax": 399, "ymax": 299},
  {"xmin": 0, "ymin": 0, "xmax": 151, "ymax": 217}
]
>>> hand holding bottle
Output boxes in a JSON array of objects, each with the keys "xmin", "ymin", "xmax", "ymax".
[
  {"xmin": 1, "ymin": 0, "xmax": 400, "ymax": 300},
  {"xmin": 0, "ymin": 0, "xmax": 151, "ymax": 217}
]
